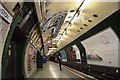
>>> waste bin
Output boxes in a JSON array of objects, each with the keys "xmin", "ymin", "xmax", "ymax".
[{"xmin": 43, "ymin": 56, "xmax": 47, "ymax": 63}]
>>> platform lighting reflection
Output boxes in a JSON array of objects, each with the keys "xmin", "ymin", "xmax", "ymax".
[{"xmin": 50, "ymin": 65, "xmax": 58, "ymax": 78}]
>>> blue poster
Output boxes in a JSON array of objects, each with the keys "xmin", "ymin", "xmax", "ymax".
[{"xmin": 59, "ymin": 50, "xmax": 67, "ymax": 61}]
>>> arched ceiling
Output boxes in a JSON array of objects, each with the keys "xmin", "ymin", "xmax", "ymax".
[{"xmin": 35, "ymin": 0, "xmax": 119, "ymax": 56}]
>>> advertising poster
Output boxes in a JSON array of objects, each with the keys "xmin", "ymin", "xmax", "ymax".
[
  {"xmin": 59, "ymin": 50, "xmax": 67, "ymax": 61},
  {"xmin": 27, "ymin": 45, "xmax": 32, "ymax": 73},
  {"xmin": 25, "ymin": 43, "xmax": 37, "ymax": 77},
  {"xmin": 66, "ymin": 45, "xmax": 81, "ymax": 62},
  {"xmin": 81, "ymin": 28, "xmax": 119, "ymax": 67},
  {"xmin": 72, "ymin": 45, "xmax": 81, "ymax": 62}
]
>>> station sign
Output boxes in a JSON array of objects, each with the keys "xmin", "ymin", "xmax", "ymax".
[{"xmin": 0, "ymin": 4, "xmax": 12, "ymax": 23}]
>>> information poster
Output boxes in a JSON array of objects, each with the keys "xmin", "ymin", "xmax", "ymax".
[{"xmin": 81, "ymin": 28, "xmax": 119, "ymax": 67}]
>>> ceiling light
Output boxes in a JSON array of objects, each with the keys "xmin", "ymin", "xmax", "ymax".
[
  {"xmin": 58, "ymin": 36, "xmax": 62, "ymax": 42},
  {"xmin": 66, "ymin": 24, "xmax": 71, "ymax": 30},
  {"xmin": 58, "ymin": 39, "xmax": 60, "ymax": 42},
  {"xmin": 48, "ymin": 40, "xmax": 50, "ymax": 43},
  {"xmin": 57, "ymin": 0, "xmax": 88, "ymax": 45},
  {"xmin": 79, "ymin": 0, "xmax": 90, "ymax": 14},
  {"xmin": 63, "ymin": 31, "xmax": 66, "ymax": 36},
  {"xmin": 57, "ymin": 36, "xmax": 61, "ymax": 40},
  {"xmin": 77, "ymin": 0, "xmax": 84, "ymax": 2},
  {"xmin": 71, "ymin": 0, "xmax": 89, "ymax": 24},
  {"xmin": 63, "ymin": 31, "xmax": 67, "ymax": 36},
  {"xmin": 71, "ymin": 13, "xmax": 78, "ymax": 24}
]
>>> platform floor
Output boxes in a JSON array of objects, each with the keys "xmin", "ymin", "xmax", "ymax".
[{"xmin": 29, "ymin": 61, "xmax": 96, "ymax": 80}]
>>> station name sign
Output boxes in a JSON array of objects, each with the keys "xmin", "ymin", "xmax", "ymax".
[{"xmin": 0, "ymin": 4, "xmax": 12, "ymax": 23}]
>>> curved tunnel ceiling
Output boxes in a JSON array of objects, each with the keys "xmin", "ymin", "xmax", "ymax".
[
  {"xmin": 35, "ymin": 1, "xmax": 119, "ymax": 56},
  {"xmin": 41, "ymin": 11, "xmax": 67, "ymax": 46},
  {"xmin": 42, "ymin": 11, "xmax": 67, "ymax": 31}
]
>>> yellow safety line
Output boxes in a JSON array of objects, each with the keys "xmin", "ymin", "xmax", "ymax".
[{"xmin": 63, "ymin": 66, "xmax": 85, "ymax": 80}]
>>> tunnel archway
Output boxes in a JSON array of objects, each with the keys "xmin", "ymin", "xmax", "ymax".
[{"xmin": 1, "ymin": 2, "xmax": 40, "ymax": 79}]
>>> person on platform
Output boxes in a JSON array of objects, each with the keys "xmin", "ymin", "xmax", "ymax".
[{"xmin": 57, "ymin": 52, "xmax": 62, "ymax": 70}]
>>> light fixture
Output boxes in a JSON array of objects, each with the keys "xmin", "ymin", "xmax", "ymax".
[
  {"xmin": 48, "ymin": 40, "xmax": 50, "ymax": 43},
  {"xmin": 71, "ymin": 13, "xmax": 78, "ymax": 24},
  {"xmin": 58, "ymin": 36, "xmax": 62, "ymax": 42},
  {"xmin": 57, "ymin": 36, "xmax": 61, "ymax": 40},
  {"xmin": 63, "ymin": 30, "xmax": 67, "ymax": 36},
  {"xmin": 58, "ymin": 39, "xmax": 60, "ymax": 42},
  {"xmin": 63, "ymin": 31, "xmax": 66, "ymax": 36},
  {"xmin": 57, "ymin": 0, "xmax": 89, "ymax": 43},
  {"xmin": 67, "ymin": 23, "xmax": 71, "ymax": 29},
  {"xmin": 78, "ymin": 0, "xmax": 90, "ymax": 15}
]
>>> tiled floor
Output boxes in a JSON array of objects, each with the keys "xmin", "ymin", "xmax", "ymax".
[
  {"xmin": 29, "ymin": 61, "xmax": 80, "ymax": 79},
  {"xmin": 29, "ymin": 61, "xmax": 97, "ymax": 80}
]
